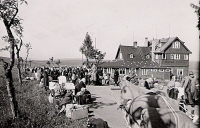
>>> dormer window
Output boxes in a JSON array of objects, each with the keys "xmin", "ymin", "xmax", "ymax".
[
  {"xmin": 172, "ymin": 41, "xmax": 180, "ymax": 49},
  {"xmin": 130, "ymin": 53, "xmax": 134, "ymax": 58},
  {"xmin": 146, "ymin": 54, "xmax": 150, "ymax": 59}
]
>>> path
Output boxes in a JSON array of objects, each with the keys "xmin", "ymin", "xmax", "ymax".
[{"xmin": 87, "ymin": 86, "xmax": 128, "ymax": 128}]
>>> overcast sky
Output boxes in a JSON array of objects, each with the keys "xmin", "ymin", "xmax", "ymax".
[{"xmin": 0, "ymin": 0, "xmax": 199, "ymax": 61}]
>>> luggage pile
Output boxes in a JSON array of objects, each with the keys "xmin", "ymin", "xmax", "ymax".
[{"xmin": 48, "ymin": 80, "xmax": 92, "ymax": 120}]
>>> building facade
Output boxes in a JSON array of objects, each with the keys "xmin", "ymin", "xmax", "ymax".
[{"xmin": 99, "ymin": 37, "xmax": 192, "ymax": 81}]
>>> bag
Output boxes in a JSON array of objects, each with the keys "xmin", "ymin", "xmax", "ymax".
[
  {"xmin": 65, "ymin": 104, "xmax": 74, "ymax": 118},
  {"xmin": 87, "ymin": 118, "xmax": 109, "ymax": 128},
  {"xmin": 70, "ymin": 104, "xmax": 88, "ymax": 120},
  {"xmin": 76, "ymin": 90, "xmax": 91, "ymax": 105},
  {"xmin": 48, "ymin": 95, "xmax": 54, "ymax": 104}
]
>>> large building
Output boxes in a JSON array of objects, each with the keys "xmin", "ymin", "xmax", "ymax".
[{"xmin": 99, "ymin": 37, "xmax": 192, "ymax": 81}]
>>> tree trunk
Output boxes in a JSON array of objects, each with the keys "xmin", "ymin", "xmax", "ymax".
[
  {"xmin": 16, "ymin": 55, "xmax": 22, "ymax": 86},
  {"xmin": 4, "ymin": 67, "xmax": 19, "ymax": 118},
  {"xmin": 3, "ymin": 20, "xmax": 19, "ymax": 119}
]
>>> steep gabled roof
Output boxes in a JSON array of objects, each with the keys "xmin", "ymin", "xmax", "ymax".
[
  {"xmin": 115, "ymin": 45, "xmax": 152, "ymax": 61},
  {"xmin": 149, "ymin": 37, "xmax": 192, "ymax": 53}
]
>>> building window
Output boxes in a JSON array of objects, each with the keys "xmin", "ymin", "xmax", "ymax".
[
  {"xmin": 107, "ymin": 68, "xmax": 112, "ymax": 74},
  {"xmin": 142, "ymin": 69, "xmax": 148, "ymax": 75},
  {"xmin": 146, "ymin": 54, "xmax": 150, "ymax": 59},
  {"xmin": 159, "ymin": 69, "xmax": 164, "ymax": 72},
  {"xmin": 177, "ymin": 69, "xmax": 183, "ymax": 76},
  {"xmin": 184, "ymin": 54, "xmax": 189, "ymax": 60},
  {"xmin": 119, "ymin": 68, "xmax": 125, "ymax": 74},
  {"xmin": 130, "ymin": 54, "xmax": 134, "ymax": 58},
  {"xmin": 171, "ymin": 54, "xmax": 180, "ymax": 60},
  {"xmin": 153, "ymin": 69, "xmax": 157, "ymax": 72},
  {"xmin": 172, "ymin": 41, "xmax": 180, "ymax": 49},
  {"xmin": 165, "ymin": 69, "xmax": 170, "ymax": 72},
  {"xmin": 155, "ymin": 54, "xmax": 159, "ymax": 59},
  {"xmin": 162, "ymin": 54, "xmax": 166, "ymax": 59}
]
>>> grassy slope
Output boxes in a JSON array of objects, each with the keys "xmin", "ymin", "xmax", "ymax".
[{"xmin": 0, "ymin": 67, "xmax": 88, "ymax": 128}]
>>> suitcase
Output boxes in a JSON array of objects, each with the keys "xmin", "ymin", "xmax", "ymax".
[{"xmin": 70, "ymin": 104, "xmax": 88, "ymax": 120}]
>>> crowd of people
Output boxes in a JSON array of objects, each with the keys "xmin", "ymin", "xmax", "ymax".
[
  {"xmin": 30, "ymin": 64, "xmax": 116, "ymax": 89},
  {"xmin": 25, "ymin": 65, "xmax": 199, "ymax": 124}
]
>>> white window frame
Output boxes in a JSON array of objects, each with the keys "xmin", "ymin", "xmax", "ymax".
[
  {"xmin": 153, "ymin": 69, "xmax": 157, "ymax": 72},
  {"xmin": 184, "ymin": 54, "xmax": 189, "ymax": 60},
  {"xmin": 162, "ymin": 54, "xmax": 166, "ymax": 59},
  {"xmin": 165, "ymin": 69, "xmax": 170, "ymax": 72},
  {"xmin": 172, "ymin": 41, "xmax": 180, "ymax": 49},
  {"xmin": 171, "ymin": 69, "xmax": 173, "ymax": 74},
  {"xmin": 171, "ymin": 54, "xmax": 180, "ymax": 60},
  {"xmin": 146, "ymin": 54, "xmax": 150, "ymax": 59},
  {"xmin": 119, "ymin": 68, "xmax": 126, "ymax": 74},
  {"xmin": 142, "ymin": 69, "xmax": 148, "ymax": 75},
  {"xmin": 130, "ymin": 54, "xmax": 134, "ymax": 58},
  {"xmin": 170, "ymin": 54, "xmax": 174, "ymax": 59},
  {"xmin": 155, "ymin": 54, "xmax": 159, "ymax": 59},
  {"xmin": 159, "ymin": 69, "xmax": 164, "ymax": 72},
  {"xmin": 177, "ymin": 69, "xmax": 183, "ymax": 76}
]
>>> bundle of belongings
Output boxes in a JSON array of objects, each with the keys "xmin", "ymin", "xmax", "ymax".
[
  {"xmin": 75, "ymin": 78, "xmax": 92, "ymax": 105},
  {"xmin": 87, "ymin": 118, "xmax": 109, "ymax": 128},
  {"xmin": 48, "ymin": 82, "xmax": 73, "ymax": 108},
  {"xmin": 48, "ymin": 81, "xmax": 90, "ymax": 120},
  {"xmin": 75, "ymin": 88, "xmax": 92, "ymax": 105}
]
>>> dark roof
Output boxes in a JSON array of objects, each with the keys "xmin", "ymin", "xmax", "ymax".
[
  {"xmin": 115, "ymin": 45, "xmax": 152, "ymax": 61},
  {"xmin": 99, "ymin": 59, "xmax": 160, "ymax": 69},
  {"xmin": 149, "ymin": 37, "xmax": 192, "ymax": 54}
]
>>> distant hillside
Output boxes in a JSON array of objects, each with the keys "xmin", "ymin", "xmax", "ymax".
[
  {"xmin": 0, "ymin": 56, "xmax": 199, "ymax": 69},
  {"xmin": 0, "ymin": 56, "xmax": 83, "ymax": 67}
]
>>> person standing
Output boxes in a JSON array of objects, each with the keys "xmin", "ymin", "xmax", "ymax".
[
  {"xmin": 43, "ymin": 68, "xmax": 49, "ymax": 91},
  {"xmin": 114, "ymin": 69, "xmax": 119, "ymax": 86},
  {"xmin": 181, "ymin": 71, "xmax": 196, "ymax": 105}
]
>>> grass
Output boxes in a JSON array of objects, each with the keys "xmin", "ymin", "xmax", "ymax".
[{"xmin": 0, "ymin": 67, "xmax": 88, "ymax": 128}]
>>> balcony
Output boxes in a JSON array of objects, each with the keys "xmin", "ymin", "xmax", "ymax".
[{"xmin": 159, "ymin": 59, "xmax": 189, "ymax": 66}]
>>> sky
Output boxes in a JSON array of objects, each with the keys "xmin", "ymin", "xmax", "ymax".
[{"xmin": 0, "ymin": 0, "xmax": 199, "ymax": 61}]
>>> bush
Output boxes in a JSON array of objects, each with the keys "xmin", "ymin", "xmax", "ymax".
[{"xmin": 0, "ymin": 70, "xmax": 88, "ymax": 128}]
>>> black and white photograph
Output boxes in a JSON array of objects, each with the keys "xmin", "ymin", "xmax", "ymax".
[{"xmin": 0, "ymin": 0, "xmax": 199, "ymax": 127}]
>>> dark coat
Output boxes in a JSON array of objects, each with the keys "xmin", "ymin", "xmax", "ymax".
[
  {"xmin": 43, "ymin": 71, "xmax": 49, "ymax": 87},
  {"xmin": 114, "ymin": 70, "xmax": 119, "ymax": 83},
  {"xmin": 75, "ymin": 81, "xmax": 86, "ymax": 94}
]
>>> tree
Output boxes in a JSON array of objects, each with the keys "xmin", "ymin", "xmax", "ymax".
[
  {"xmin": 46, "ymin": 60, "xmax": 51, "ymax": 67},
  {"xmin": 15, "ymin": 38, "xmax": 23, "ymax": 86},
  {"xmin": 24, "ymin": 42, "xmax": 32, "ymax": 69},
  {"xmin": 29, "ymin": 60, "xmax": 32, "ymax": 67},
  {"xmin": 55, "ymin": 59, "xmax": 61, "ymax": 67},
  {"xmin": 80, "ymin": 32, "xmax": 106, "ymax": 68},
  {"xmin": 0, "ymin": 0, "xmax": 27, "ymax": 119},
  {"xmin": 190, "ymin": 2, "xmax": 200, "ymax": 30},
  {"xmin": 93, "ymin": 49, "xmax": 106, "ymax": 67}
]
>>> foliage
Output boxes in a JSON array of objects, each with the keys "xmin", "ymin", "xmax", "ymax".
[
  {"xmin": 0, "ymin": 0, "xmax": 28, "ymax": 119},
  {"xmin": 80, "ymin": 32, "xmax": 106, "ymax": 67},
  {"xmin": 24, "ymin": 42, "xmax": 32, "ymax": 68},
  {"xmin": 46, "ymin": 60, "xmax": 51, "ymax": 67},
  {"xmin": 55, "ymin": 59, "xmax": 61, "ymax": 67},
  {"xmin": 0, "ymin": 68, "xmax": 88, "ymax": 128},
  {"xmin": 190, "ymin": 2, "xmax": 200, "ymax": 30}
]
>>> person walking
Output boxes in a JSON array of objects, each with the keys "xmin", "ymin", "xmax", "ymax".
[{"xmin": 114, "ymin": 69, "xmax": 119, "ymax": 86}]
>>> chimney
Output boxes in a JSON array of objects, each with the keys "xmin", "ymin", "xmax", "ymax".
[
  {"xmin": 145, "ymin": 37, "xmax": 148, "ymax": 47},
  {"xmin": 133, "ymin": 41, "xmax": 137, "ymax": 48},
  {"xmin": 151, "ymin": 40, "xmax": 156, "ymax": 62}
]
